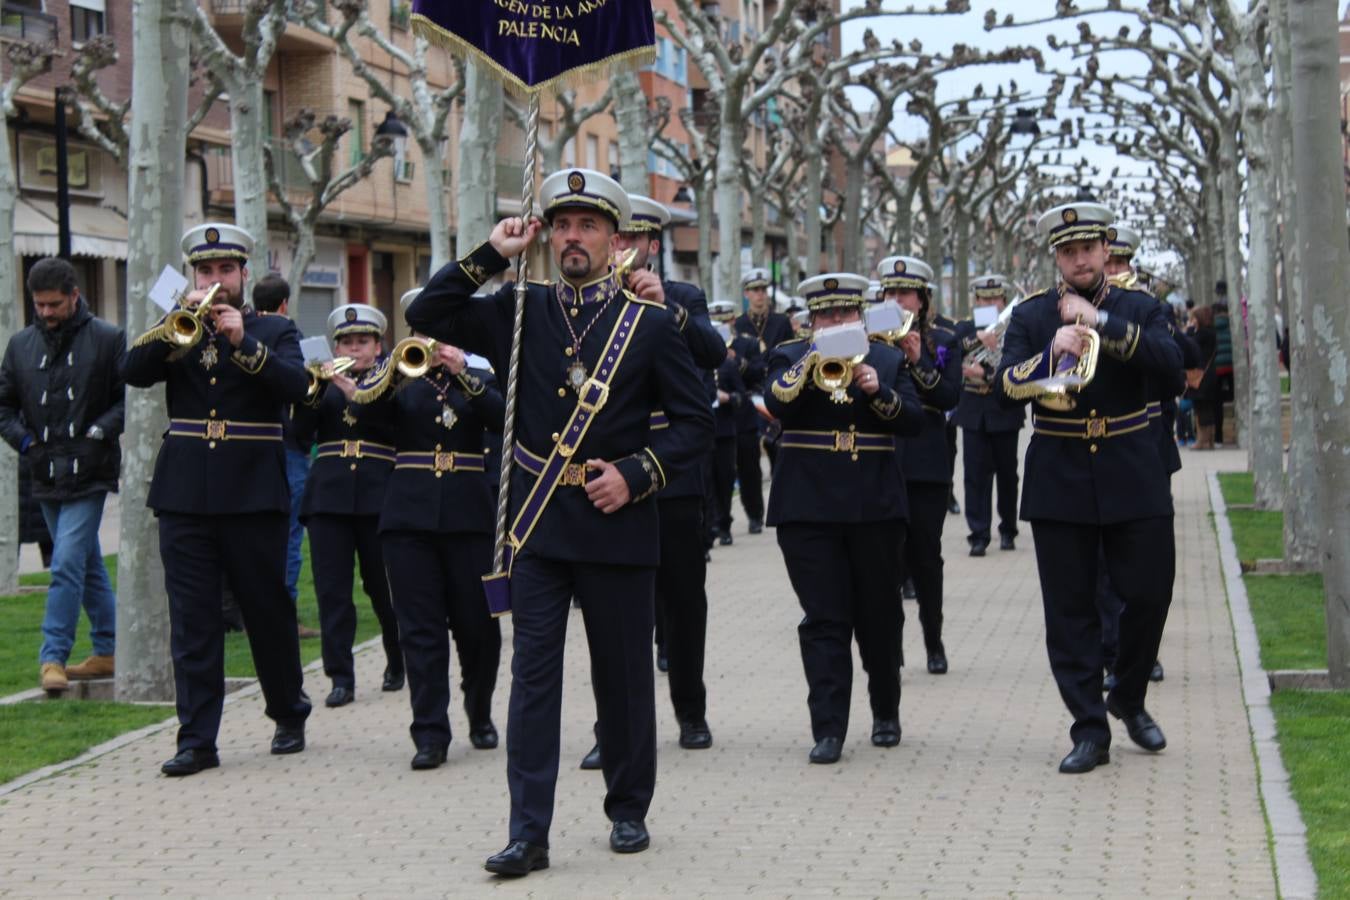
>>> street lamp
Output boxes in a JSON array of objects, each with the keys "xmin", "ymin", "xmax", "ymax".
[
  {"xmin": 375, "ymin": 110, "xmax": 409, "ymax": 173},
  {"xmin": 672, "ymin": 184, "xmax": 693, "ymax": 203},
  {"xmin": 1074, "ymin": 184, "xmax": 1098, "ymax": 202},
  {"xmin": 1010, "ymin": 107, "xmax": 1041, "ymax": 137}
]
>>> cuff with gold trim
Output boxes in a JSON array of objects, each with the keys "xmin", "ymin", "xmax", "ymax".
[
  {"xmin": 456, "ymin": 370, "xmax": 486, "ymax": 396},
  {"xmin": 616, "ymin": 449, "xmax": 666, "ymax": 503},
  {"xmin": 458, "ymin": 241, "xmax": 510, "ymax": 288},
  {"xmin": 1100, "ymin": 319, "xmax": 1141, "ymax": 361},
  {"xmin": 909, "ymin": 365, "xmax": 940, "ymax": 391},
  {"xmin": 670, "ymin": 303, "xmax": 689, "ymax": 331},
  {"xmin": 230, "ymin": 335, "xmax": 268, "ymax": 374},
  {"xmin": 869, "ymin": 386, "xmax": 902, "ymax": 420},
  {"xmin": 1000, "ymin": 342, "xmax": 1054, "ymax": 400}
]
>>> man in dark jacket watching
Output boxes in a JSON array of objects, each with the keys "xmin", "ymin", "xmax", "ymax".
[{"xmin": 0, "ymin": 258, "xmax": 125, "ymax": 692}]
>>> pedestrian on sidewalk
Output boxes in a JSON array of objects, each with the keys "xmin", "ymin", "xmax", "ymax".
[{"xmin": 0, "ymin": 257, "xmax": 124, "ymax": 693}]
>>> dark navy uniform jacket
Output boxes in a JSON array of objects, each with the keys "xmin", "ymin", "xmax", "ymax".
[
  {"xmin": 406, "ymin": 244, "xmax": 714, "ymax": 568},
  {"xmin": 350, "ymin": 363, "xmax": 503, "ymax": 535},
  {"xmin": 714, "ymin": 334, "xmax": 762, "ymax": 439},
  {"xmin": 763, "ymin": 339, "xmax": 924, "ymax": 526},
  {"xmin": 122, "ymin": 308, "xmax": 308, "ymax": 515},
  {"xmin": 896, "ymin": 327, "xmax": 962, "ymax": 485},
  {"xmin": 994, "ymin": 282, "xmax": 1183, "ymax": 525},
  {"xmin": 735, "ymin": 310, "xmax": 795, "ymax": 354},
  {"xmin": 950, "ymin": 316, "xmax": 1026, "ymax": 433},
  {"xmin": 289, "ymin": 362, "xmax": 396, "ymax": 520},
  {"xmin": 657, "ymin": 279, "xmax": 726, "ymax": 501},
  {"xmin": 1153, "ymin": 301, "xmax": 1198, "ymax": 476}
]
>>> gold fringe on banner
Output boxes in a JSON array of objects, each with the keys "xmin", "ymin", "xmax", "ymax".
[{"xmin": 411, "ymin": 14, "xmax": 656, "ymax": 98}]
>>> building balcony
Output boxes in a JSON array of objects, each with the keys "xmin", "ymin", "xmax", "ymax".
[
  {"xmin": 0, "ymin": 2, "xmax": 57, "ymax": 45},
  {"xmin": 206, "ymin": 0, "xmax": 332, "ymax": 53}
]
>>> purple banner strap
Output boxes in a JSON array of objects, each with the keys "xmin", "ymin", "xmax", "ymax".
[{"xmin": 412, "ymin": 0, "xmax": 657, "ymax": 96}]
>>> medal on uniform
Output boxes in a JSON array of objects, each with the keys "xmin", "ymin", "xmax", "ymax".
[
  {"xmin": 342, "ymin": 408, "xmax": 357, "ymax": 427},
  {"xmin": 440, "ymin": 402, "xmax": 457, "ymax": 430},
  {"xmin": 566, "ymin": 359, "xmax": 588, "ymax": 392},
  {"xmin": 199, "ymin": 342, "xmax": 219, "ymax": 370}
]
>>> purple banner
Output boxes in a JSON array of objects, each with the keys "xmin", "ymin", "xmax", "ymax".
[{"xmin": 412, "ymin": 0, "xmax": 657, "ymax": 95}]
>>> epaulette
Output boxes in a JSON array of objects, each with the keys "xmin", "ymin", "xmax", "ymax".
[
  {"xmin": 627, "ymin": 291, "xmax": 666, "ymax": 310},
  {"xmin": 528, "ymin": 279, "xmax": 550, "ymax": 286},
  {"xmin": 1023, "ymin": 286, "xmax": 1053, "ymax": 300}
]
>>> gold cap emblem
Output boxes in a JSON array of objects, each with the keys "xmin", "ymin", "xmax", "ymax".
[
  {"xmin": 824, "ymin": 278, "xmax": 839, "ymax": 290},
  {"xmin": 567, "ymin": 172, "xmax": 585, "ymax": 193},
  {"xmin": 1063, "ymin": 208, "xmax": 1079, "ymax": 224},
  {"xmin": 1107, "ymin": 227, "xmax": 1118, "ymax": 242},
  {"xmin": 205, "ymin": 227, "xmax": 220, "ymax": 244},
  {"xmin": 894, "ymin": 260, "xmax": 906, "ymax": 274},
  {"xmin": 345, "ymin": 307, "xmax": 358, "ymax": 322}
]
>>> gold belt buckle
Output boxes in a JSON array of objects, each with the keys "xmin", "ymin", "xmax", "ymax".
[
  {"xmin": 833, "ymin": 431, "xmax": 856, "ymax": 452},
  {"xmin": 1085, "ymin": 417, "xmax": 1107, "ymax": 439},
  {"xmin": 434, "ymin": 451, "xmax": 454, "ymax": 472},
  {"xmin": 206, "ymin": 420, "xmax": 226, "ymax": 440},
  {"xmin": 561, "ymin": 463, "xmax": 588, "ymax": 486},
  {"xmin": 342, "ymin": 440, "xmax": 360, "ymax": 458}
]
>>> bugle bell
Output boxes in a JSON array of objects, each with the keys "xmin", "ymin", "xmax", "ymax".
[
  {"xmin": 305, "ymin": 356, "xmax": 356, "ymax": 400},
  {"xmin": 1032, "ymin": 315, "xmax": 1100, "ymax": 411},
  {"xmin": 164, "ymin": 282, "xmax": 222, "ymax": 347},
  {"xmin": 809, "ymin": 322, "xmax": 872, "ymax": 404},
  {"xmin": 392, "ymin": 337, "xmax": 438, "ymax": 379}
]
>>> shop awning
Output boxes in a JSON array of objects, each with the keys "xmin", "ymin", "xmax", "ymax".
[{"xmin": 12, "ymin": 197, "xmax": 129, "ymax": 260}]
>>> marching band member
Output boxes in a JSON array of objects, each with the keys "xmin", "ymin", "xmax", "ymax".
[
  {"xmin": 874, "ymin": 257, "xmax": 962, "ymax": 674},
  {"xmin": 736, "ymin": 268, "xmax": 792, "ymax": 486},
  {"xmin": 952, "ymin": 275, "xmax": 1025, "ymax": 556},
  {"xmin": 996, "ymin": 202, "xmax": 1182, "ymax": 774},
  {"xmin": 289, "ymin": 304, "xmax": 403, "ymax": 709},
  {"xmin": 765, "ymin": 273, "xmax": 923, "ymax": 764},
  {"xmin": 710, "ymin": 300, "xmax": 766, "ymax": 546},
  {"xmin": 407, "ymin": 168, "xmax": 712, "ymax": 873},
  {"xmin": 123, "ymin": 223, "xmax": 311, "ymax": 776},
  {"xmin": 348, "ymin": 289, "xmax": 504, "ymax": 771}
]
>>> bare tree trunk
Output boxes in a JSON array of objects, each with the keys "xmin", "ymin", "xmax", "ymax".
[
  {"xmin": 925, "ymin": 207, "xmax": 945, "ymax": 314},
  {"xmin": 953, "ymin": 208, "xmax": 971, "ymax": 319},
  {"xmin": 1272, "ymin": 0, "xmax": 1318, "ymax": 567},
  {"xmin": 0, "ymin": 90, "xmax": 20, "ymax": 593},
  {"xmin": 419, "ymin": 135, "xmax": 452, "ymax": 271},
  {"xmin": 612, "ymin": 71, "xmax": 649, "ymax": 196},
  {"xmin": 695, "ymin": 179, "xmax": 714, "ymax": 298},
  {"xmin": 801, "ymin": 134, "xmax": 824, "ymax": 279},
  {"xmin": 841, "ymin": 155, "xmax": 865, "ymax": 273},
  {"xmin": 715, "ymin": 105, "xmax": 747, "ymax": 304},
  {"xmin": 457, "ymin": 62, "xmax": 502, "ymax": 254},
  {"xmin": 229, "ymin": 80, "xmax": 271, "ymax": 283},
  {"xmin": 782, "ymin": 204, "xmax": 800, "ymax": 292},
  {"xmin": 749, "ymin": 188, "xmax": 767, "ymax": 269},
  {"xmin": 1289, "ymin": 0, "xmax": 1350, "ymax": 686},
  {"xmin": 1217, "ymin": 130, "xmax": 1250, "ymax": 448},
  {"xmin": 117, "ymin": 0, "xmax": 191, "ymax": 701},
  {"xmin": 1232, "ymin": 36, "xmax": 1285, "ymax": 509},
  {"xmin": 288, "ymin": 227, "xmax": 318, "ymax": 295},
  {"xmin": 893, "ymin": 191, "xmax": 914, "ymax": 251}
]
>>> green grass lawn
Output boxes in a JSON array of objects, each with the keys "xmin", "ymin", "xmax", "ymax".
[
  {"xmin": 0, "ymin": 539, "xmax": 384, "ymax": 785},
  {"xmin": 0, "ymin": 701, "xmax": 173, "ymax": 785},
  {"xmin": 1218, "ymin": 470, "xmax": 1283, "ymax": 564},
  {"xmin": 1218, "ymin": 470, "xmax": 1255, "ymax": 506},
  {"xmin": 1246, "ymin": 574, "xmax": 1327, "ymax": 671},
  {"xmin": 1270, "ymin": 691, "xmax": 1350, "ymax": 900}
]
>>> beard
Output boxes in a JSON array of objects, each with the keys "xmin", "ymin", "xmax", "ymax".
[
  {"xmin": 1064, "ymin": 269, "xmax": 1101, "ymax": 294},
  {"xmin": 560, "ymin": 246, "xmax": 592, "ymax": 279}
]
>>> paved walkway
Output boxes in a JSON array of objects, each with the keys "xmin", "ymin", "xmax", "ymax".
[{"xmin": 0, "ymin": 447, "xmax": 1277, "ymax": 898}]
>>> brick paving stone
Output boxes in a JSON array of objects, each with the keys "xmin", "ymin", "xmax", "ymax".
[{"xmin": 0, "ymin": 446, "xmax": 1275, "ymax": 898}]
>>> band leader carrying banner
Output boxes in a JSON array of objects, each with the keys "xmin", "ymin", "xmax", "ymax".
[{"xmin": 411, "ymin": 0, "xmax": 657, "ymax": 96}]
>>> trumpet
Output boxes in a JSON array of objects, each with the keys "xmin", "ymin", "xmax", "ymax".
[
  {"xmin": 305, "ymin": 356, "xmax": 356, "ymax": 400},
  {"xmin": 968, "ymin": 297, "xmax": 1021, "ymax": 369},
  {"xmin": 864, "ymin": 302, "xmax": 915, "ymax": 346},
  {"xmin": 811, "ymin": 353, "xmax": 867, "ymax": 403},
  {"xmin": 392, "ymin": 336, "xmax": 438, "ymax": 379},
  {"xmin": 1033, "ymin": 313, "xmax": 1101, "ymax": 411},
  {"xmin": 163, "ymin": 282, "xmax": 222, "ymax": 347}
]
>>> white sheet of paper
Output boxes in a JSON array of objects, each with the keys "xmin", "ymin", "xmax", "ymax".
[
  {"xmin": 814, "ymin": 322, "xmax": 870, "ymax": 359},
  {"xmin": 715, "ymin": 322, "xmax": 732, "ymax": 343},
  {"xmin": 865, "ymin": 302, "xmax": 907, "ymax": 335},
  {"xmin": 299, "ymin": 336, "xmax": 334, "ymax": 365},
  {"xmin": 148, "ymin": 266, "xmax": 189, "ymax": 313},
  {"xmin": 973, "ymin": 305, "xmax": 999, "ymax": 329},
  {"xmin": 465, "ymin": 352, "xmax": 492, "ymax": 372}
]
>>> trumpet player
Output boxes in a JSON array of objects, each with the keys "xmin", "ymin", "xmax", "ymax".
[
  {"xmin": 347, "ymin": 291, "xmax": 505, "ymax": 771},
  {"xmin": 765, "ymin": 273, "xmax": 923, "ymax": 764},
  {"xmin": 289, "ymin": 304, "xmax": 404, "ymax": 709},
  {"xmin": 122, "ymin": 223, "xmax": 312, "ymax": 776},
  {"xmin": 995, "ymin": 202, "xmax": 1182, "ymax": 775},
  {"xmin": 874, "ymin": 257, "xmax": 962, "ymax": 675},
  {"xmin": 952, "ymin": 275, "xmax": 1025, "ymax": 556}
]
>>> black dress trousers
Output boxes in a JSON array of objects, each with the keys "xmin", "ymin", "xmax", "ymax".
[
  {"xmin": 736, "ymin": 431, "xmax": 766, "ymax": 522},
  {"xmin": 1030, "ymin": 516, "xmax": 1175, "ymax": 745},
  {"xmin": 506, "ymin": 551, "xmax": 657, "ymax": 847},
  {"xmin": 308, "ymin": 513, "xmax": 401, "ymax": 690},
  {"xmin": 712, "ymin": 435, "xmax": 737, "ymax": 533},
  {"xmin": 160, "ymin": 512, "xmax": 311, "ymax": 752},
  {"xmin": 776, "ymin": 521, "xmax": 905, "ymax": 743},
  {"xmin": 656, "ymin": 496, "xmax": 709, "ymax": 723},
  {"xmin": 962, "ymin": 428, "xmax": 1021, "ymax": 542},
  {"xmin": 380, "ymin": 530, "xmax": 500, "ymax": 748},
  {"xmin": 899, "ymin": 481, "xmax": 951, "ymax": 655}
]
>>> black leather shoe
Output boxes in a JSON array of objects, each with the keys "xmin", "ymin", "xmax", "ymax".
[
  {"xmin": 579, "ymin": 742, "xmax": 602, "ymax": 770},
  {"xmin": 484, "ymin": 840, "xmax": 549, "ymax": 876},
  {"xmin": 160, "ymin": 748, "xmax": 220, "ymax": 777},
  {"xmin": 969, "ymin": 540, "xmax": 988, "ymax": 557},
  {"xmin": 902, "ymin": 580, "xmax": 916, "ymax": 600},
  {"xmin": 871, "ymin": 719, "xmax": 901, "ymax": 747},
  {"xmin": 656, "ymin": 650, "xmax": 669, "ymax": 673},
  {"xmin": 411, "ymin": 744, "xmax": 448, "ymax": 770},
  {"xmin": 947, "ymin": 494, "xmax": 961, "ymax": 515},
  {"xmin": 324, "ymin": 686, "xmax": 354, "ymax": 708},
  {"xmin": 1107, "ymin": 698, "xmax": 1167, "ymax": 751},
  {"xmin": 678, "ymin": 719, "xmax": 712, "ymax": 749},
  {"xmin": 382, "ymin": 666, "xmax": 405, "ymax": 692},
  {"xmin": 1102, "ymin": 671, "xmax": 1119, "ymax": 692},
  {"xmin": 610, "ymin": 819, "xmax": 650, "ymax": 854},
  {"xmin": 1000, "ymin": 533, "xmax": 1016, "ymax": 551},
  {"xmin": 717, "ymin": 530, "xmax": 733, "ymax": 546},
  {"xmin": 927, "ymin": 652, "xmax": 948, "ymax": 675},
  {"xmin": 469, "ymin": 721, "xmax": 499, "ymax": 750},
  {"xmin": 270, "ymin": 723, "xmax": 305, "ymax": 755},
  {"xmin": 1059, "ymin": 740, "xmax": 1110, "ymax": 774},
  {"xmin": 1149, "ymin": 660, "xmax": 1165, "ymax": 682},
  {"xmin": 748, "ymin": 519, "xmax": 763, "ymax": 535},
  {"xmin": 809, "ymin": 736, "xmax": 843, "ymax": 764}
]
